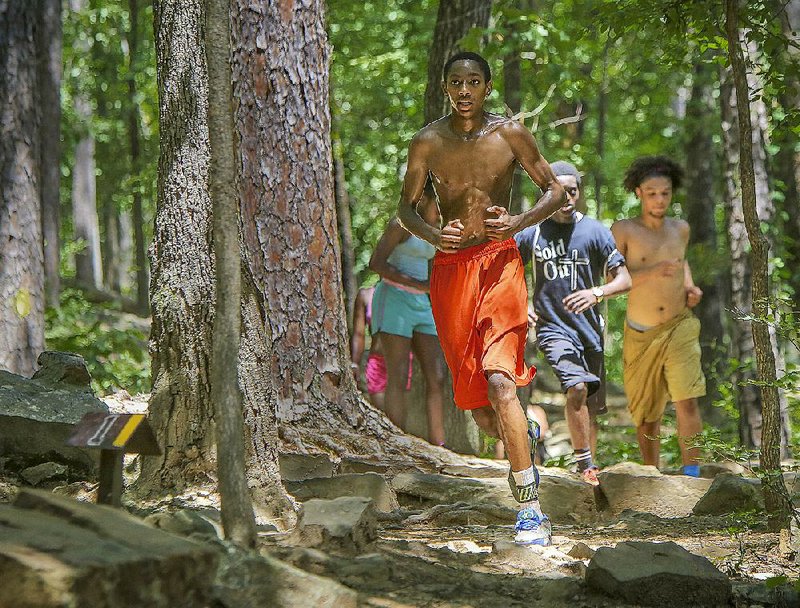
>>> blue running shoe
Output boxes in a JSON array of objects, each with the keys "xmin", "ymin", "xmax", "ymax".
[{"xmin": 514, "ymin": 507, "xmax": 551, "ymax": 546}]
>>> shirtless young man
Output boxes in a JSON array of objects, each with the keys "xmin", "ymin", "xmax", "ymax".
[
  {"xmin": 610, "ymin": 156, "xmax": 705, "ymax": 476},
  {"xmin": 397, "ymin": 51, "xmax": 565, "ymax": 545}
]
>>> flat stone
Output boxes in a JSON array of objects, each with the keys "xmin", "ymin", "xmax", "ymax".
[
  {"xmin": 405, "ymin": 501, "xmax": 516, "ymax": 526},
  {"xmin": 145, "ymin": 509, "xmax": 221, "ymax": 539},
  {"xmin": 440, "ymin": 459, "xmax": 508, "ymax": 478},
  {"xmin": 285, "ymin": 472, "xmax": 398, "ymax": 512},
  {"xmin": 585, "ymin": 540, "xmax": 731, "ymax": 607},
  {"xmin": 692, "ymin": 474, "xmax": 764, "ymax": 516},
  {"xmin": 213, "ymin": 546, "xmax": 357, "ymax": 608},
  {"xmin": 278, "ymin": 453, "xmax": 335, "ymax": 481},
  {"xmin": 31, "ymin": 351, "xmax": 92, "ymax": 387},
  {"xmin": 491, "ymin": 540, "xmax": 553, "ymax": 571},
  {"xmin": 700, "ymin": 462, "xmax": 746, "ymax": 478},
  {"xmin": 567, "ymin": 541, "xmax": 595, "ymax": 560},
  {"xmin": 0, "ymin": 488, "xmax": 219, "ymax": 608},
  {"xmin": 288, "ymin": 496, "xmax": 377, "ymax": 554},
  {"xmin": 597, "ymin": 463, "xmax": 711, "ymax": 517},
  {"xmin": 20, "ymin": 462, "xmax": 68, "ymax": 486},
  {"xmin": 391, "ymin": 469, "xmax": 597, "ymax": 524}
]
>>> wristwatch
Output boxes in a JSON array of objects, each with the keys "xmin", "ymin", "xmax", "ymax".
[{"xmin": 592, "ymin": 286, "xmax": 605, "ymax": 303}]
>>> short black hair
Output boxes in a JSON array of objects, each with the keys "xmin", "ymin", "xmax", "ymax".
[
  {"xmin": 623, "ymin": 156, "xmax": 684, "ymax": 192},
  {"xmin": 442, "ymin": 51, "xmax": 491, "ymax": 83},
  {"xmin": 550, "ymin": 161, "xmax": 582, "ymax": 188}
]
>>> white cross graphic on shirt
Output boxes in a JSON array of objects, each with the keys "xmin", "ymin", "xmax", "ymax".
[{"xmin": 559, "ymin": 249, "xmax": 590, "ymax": 291}]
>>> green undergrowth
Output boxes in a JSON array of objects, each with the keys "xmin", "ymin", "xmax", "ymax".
[{"xmin": 45, "ymin": 289, "xmax": 150, "ymax": 396}]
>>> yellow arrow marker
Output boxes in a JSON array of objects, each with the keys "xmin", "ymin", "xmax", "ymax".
[{"xmin": 113, "ymin": 414, "xmax": 145, "ymax": 447}]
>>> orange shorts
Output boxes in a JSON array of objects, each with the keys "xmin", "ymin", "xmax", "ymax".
[{"xmin": 430, "ymin": 239, "xmax": 535, "ymax": 410}]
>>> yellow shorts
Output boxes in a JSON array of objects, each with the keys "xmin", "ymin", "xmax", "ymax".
[{"xmin": 622, "ymin": 309, "xmax": 706, "ymax": 426}]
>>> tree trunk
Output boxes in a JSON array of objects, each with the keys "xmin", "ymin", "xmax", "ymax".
[
  {"xmin": 594, "ymin": 37, "xmax": 610, "ymax": 216},
  {"xmin": 128, "ymin": 0, "xmax": 149, "ymax": 314},
  {"xmin": 721, "ymin": 55, "xmax": 792, "ymax": 457},
  {"xmin": 332, "ymin": 117, "xmax": 357, "ymax": 329},
  {"xmin": 725, "ymin": 0, "xmax": 790, "ymax": 530},
  {"xmin": 205, "ymin": 0, "xmax": 257, "ymax": 548},
  {"xmin": 684, "ymin": 60, "xmax": 726, "ymax": 427},
  {"xmin": 230, "ymin": 0, "xmax": 470, "ymax": 467},
  {"xmin": 423, "ymin": 0, "xmax": 492, "ymax": 125},
  {"xmin": 37, "ymin": 0, "xmax": 62, "ymax": 309},
  {"xmin": 0, "ymin": 1, "xmax": 45, "ymax": 376},
  {"xmin": 503, "ymin": 42, "xmax": 524, "ymax": 216}
]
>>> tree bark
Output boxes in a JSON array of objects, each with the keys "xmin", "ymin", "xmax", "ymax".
[
  {"xmin": 128, "ymin": 0, "xmax": 149, "ymax": 314},
  {"xmin": 37, "ymin": 0, "xmax": 62, "ymax": 309},
  {"xmin": 204, "ymin": 0, "xmax": 257, "ymax": 548},
  {"xmin": 0, "ymin": 1, "xmax": 45, "ymax": 376},
  {"xmin": 332, "ymin": 116, "xmax": 357, "ymax": 329},
  {"xmin": 230, "ymin": 0, "xmax": 470, "ymax": 468},
  {"xmin": 725, "ymin": 0, "xmax": 790, "ymax": 530},
  {"xmin": 684, "ymin": 60, "xmax": 726, "ymax": 427},
  {"xmin": 70, "ymin": 0, "xmax": 102, "ymax": 289},
  {"xmin": 423, "ymin": 0, "xmax": 492, "ymax": 125}
]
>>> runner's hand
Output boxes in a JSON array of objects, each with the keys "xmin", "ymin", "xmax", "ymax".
[
  {"xmin": 686, "ymin": 285, "xmax": 703, "ymax": 308},
  {"xmin": 563, "ymin": 289, "xmax": 597, "ymax": 314},
  {"xmin": 437, "ymin": 219, "xmax": 464, "ymax": 253},
  {"xmin": 484, "ymin": 206, "xmax": 521, "ymax": 241},
  {"xmin": 528, "ymin": 305, "xmax": 538, "ymax": 327}
]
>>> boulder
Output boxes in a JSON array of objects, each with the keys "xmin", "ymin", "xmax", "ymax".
[
  {"xmin": 0, "ymin": 368, "xmax": 108, "ymax": 471},
  {"xmin": 597, "ymin": 462, "xmax": 711, "ymax": 517},
  {"xmin": 585, "ymin": 541, "xmax": 731, "ymax": 607},
  {"xmin": 440, "ymin": 459, "xmax": 509, "ymax": 478},
  {"xmin": 285, "ymin": 472, "xmax": 399, "ymax": 512},
  {"xmin": 692, "ymin": 474, "xmax": 764, "ymax": 516},
  {"xmin": 699, "ymin": 461, "xmax": 746, "ymax": 478},
  {"xmin": 145, "ymin": 509, "xmax": 221, "ymax": 540},
  {"xmin": 567, "ymin": 541, "xmax": 595, "ymax": 560},
  {"xmin": 406, "ymin": 501, "xmax": 516, "ymax": 526},
  {"xmin": 391, "ymin": 469, "xmax": 597, "ymax": 524},
  {"xmin": 0, "ymin": 488, "xmax": 219, "ymax": 608},
  {"xmin": 213, "ymin": 546, "xmax": 357, "ymax": 608},
  {"xmin": 288, "ymin": 496, "xmax": 377, "ymax": 553},
  {"xmin": 20, "ymin": 462, "xmax": 69, "ymax": 487},
  {"xmin": 279, "ymin": 453, "xmax": 335, "ymax": 481},
  {"xmin": 31, "ymin": 352, "xmax": 93, "ymax": 388}
]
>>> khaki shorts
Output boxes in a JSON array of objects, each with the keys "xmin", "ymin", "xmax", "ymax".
[{"xmin": 623, "ymin": 309, "xmax": 706, "ymax": 426}]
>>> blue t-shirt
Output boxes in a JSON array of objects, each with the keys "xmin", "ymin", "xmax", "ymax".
[{"xmin": 514, "ymin": 213, "xmax": 625, "ymax": 352}]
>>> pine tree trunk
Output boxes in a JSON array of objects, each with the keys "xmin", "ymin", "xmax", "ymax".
[
  {"xmin": 684, "ymin": 61, "xmax": 726, "ymax": 427},
  {"xmin": 0, "ymin": 1, "xmax": 45, "ymax": 376},
  {"xmin": 205, "ymin": 0, "xmax": 257, "ymax": 548},
  {"xmin": 229, "ymin": 0, "xmax": 471, "ymax": 467},
  {"xmin": 725, "ymin": 0, "xmax": 790, "ymax": 530},
  {"xmin": 423, "ymin": 0, "xmax": 492, "ymax": 125},
  {"xmin": 128, "ymin": 0, "xmax": 149, "ymax": 314},
  {"xmin": 37, "ymin": 0, "xmax": 62, "ymax": 310}
]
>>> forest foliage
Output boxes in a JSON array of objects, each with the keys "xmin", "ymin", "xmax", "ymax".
[{"xmin": 53, "ymin": 0, "xmax": 800, "ymax": 446}]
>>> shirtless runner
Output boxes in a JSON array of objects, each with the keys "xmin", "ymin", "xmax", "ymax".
[
  {"xmin": 397, "ymin": 51, "xmax": 565, "ymax": 545},
  {"xmin": 611, "ymin": 156, "xmax": 705, "ymax": 476}
]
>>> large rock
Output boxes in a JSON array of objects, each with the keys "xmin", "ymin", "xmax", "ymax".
[
  {"xmin": 279, "ymin": 453, "xmax": 335, "ymax": 481},
  {"xmin": 391, "ymin": 469, "xmax": 597, "ymax": 524},
  {"xmin": 585, "ymin": 541, "xmax": 732, "ymax": 607},
  {"xmin": 0, "ymin": 489, "xmax": 219, "ymax": 608},
  {"xmin": 597, "ymin": 462, "xmax": 711, "ymax": 517},
  {"xmin": 288, "ymin": 496, "xmax": 377, "ymax": 553},
  {"xmin": 213, "ymin": 546, "xmax": 358, "ymax": 608},
  {"xmin": 0, "ymin": 366, "xmax": 108, "ymax": 471},
  {"xmin": 31, "ymin": 352, "xmax": 93, "ymax": 388},
  {"xmin": 285, "ymin": 472, "xmax": 399, "ymax": 512},
  {"xmin": 692, "ymin": 474, "xmax": 764, "ymax": 516}
]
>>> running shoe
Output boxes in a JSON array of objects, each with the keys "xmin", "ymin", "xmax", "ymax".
[
  {"xmin": 581, "ymin": 465, "xmax": 600, "ymax": 487},
  {"xmin": 514, "ymin": 507, "xmax": 552, "ymax": 546}
]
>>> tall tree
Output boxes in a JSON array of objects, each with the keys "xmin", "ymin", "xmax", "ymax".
[
  {"xmin": 205, "ymin": 0, "xmax": 257, "ymax": 547},
  {"xmin": 70, "ymin": 0, "xmax": 102, "ymax": 289},
  {"xmin": 423, "ymin": 0, "xmax": 492, "ymax": 125},
  {"xmin": 37, "ymin": 0, "xmax": 62, "ymax": 309},
  {"xmin": 141, "ymin": 0, "xmax": 294, "ymax": 528},
  {"xmin": 725, "ymin": 0, "xmax": 790, "ymax": 530},
  {"xmin": 0, "ymin": 1, "xmax": 45, "ymax": 375},
  {"xmin": 128, "ymin": 0, "xmax": 149, "ymax": 313},
  {"xmin": 684, "ymin": 60, "xmax": 726, "ymax": 426}
]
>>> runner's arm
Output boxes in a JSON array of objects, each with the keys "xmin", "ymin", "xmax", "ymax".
[{"xmin": 369, "ymin": 219, "xmax": 429, "ymax": 291}]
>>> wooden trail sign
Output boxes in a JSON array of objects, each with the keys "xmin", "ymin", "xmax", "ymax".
[{"xmin": 67, "ymin": 413, "xmax": 161, "ymax": 507}]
